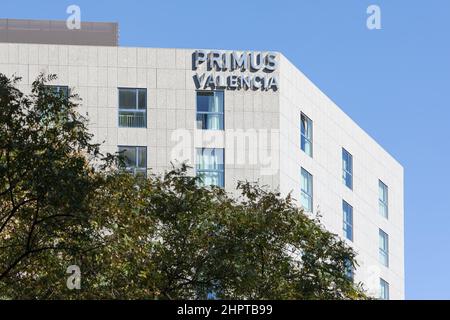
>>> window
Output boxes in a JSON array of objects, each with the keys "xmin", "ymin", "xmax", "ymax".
[
  {"xmin": 301, "ymin": 168, "xmax": 313, "ymax": 212},
  {"xmin": 379, "ymin": 229, "xmax": 389, "ymax": 267},
  {"xmin": 379, "ymin": 180, "xmax": 389, "ymax": 219},
  {"xmin": 345, "ymin": 259, "xmax": 354, "ymax": 281},
  {"xmin": 41, "ymin": 86, "xmax": 69, "ymax": 122},
  {"xmin": 196, "ymin": 148, "xmax": 224, "ymax": 187},
  {"xmin": 118, "ymin": 146, "xmax": 147, "ymax": 177},
  {"xmin": 300, "ymin": 113, "xmax": 313, "ymax": 157},
  {"xmin": 118, "ymin": 88, "xmax": 147, "ymax": 128},
  {"xmin": 380, "ymin": 278, "xmax": 390, "ymax": 300},
  {"xmin": 48, "ymin": 85, "xmax": 69, "ymax": 97},
  {"xmin": 343, "ymin": 200, "xmax": 353, "ymax": 241},
  {"xmin": 342, "ymin": 148, "xmax": 353, "ymax": 190},
  {"xmin": 196, "ymin": 91, "xmax": 224, "ymax": 130}
]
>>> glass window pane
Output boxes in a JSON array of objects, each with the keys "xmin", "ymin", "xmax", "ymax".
[
  {"xmin": 214, "ymin": 91, "xmax": 224, "ymax": 113},
  {"xmin": 197, "ymin": 148, "xmax": 224, "ymax": 171},
  {"xmin": 198, "ymin": 171, "xmax": 224, "ymax": 187},
  {"xmin": 197, "ymin": 91, "xmax": 214, "ymax": 112},
  {"xmin": 301, "ymin": 171, "xmax": 308, "ymax": 193},
  {"xmin": 52, "ymin": 86, "xmax": 68, "ymax": 97},
  {"xmin": 196, "ymin": 91, "xmax": 224, "ymax": 130},
  {"xmin": 48, "ymin": 85, "xmax": 69, "ymax": 98},
  {"xmin": 379, "ymin": 183, "xmax": 384, "ymax": 200},
  {"xmin": 119, "ymin": 110, "xmax": 147, "ymax": 128},
  {"xmin": 137, "ymin": 147, "xmax": 147, "ymax": 168},
  {"xmin": 379, "ymin": 229, "xmax": 389, "ymax": 267},
  {"xmin": 196, "ymin": 148, "xmax": 225, "ymax": 187},
  {"xmin": 118, "ymin": 146, "xmax": 147, "ymax": 177},
  {"xmin": 380, "ymin": 279, "xmax": 389, "ymax": 300},
  {"xmin": 343, "ymin": 201, "xmax": 353, "ymax": 241},
  {"xmin": 379, "ymin": 203, "xmax": 387, "ymax": 218},
  {"xmin": 300, "ymin": 113, "xmax": 313, "ymax": 157},
  {"xmin": 209, "ymin": 114, "xmax": 222, "ymax": 130},
  {"xmin": 301, "ymin": 139, "xmax": 312, "ymax": 157},
  {"xmin": 343, "ymin": 149, "xmax": 352, "ymax": 171},
  {"xmin": 301, "ymin": 193, "xmax": 311, "ymax": 212},
  {"xmin": 379, "ymin": 180, "xmax": 388, "ymax": 218},
  {"xmin": 119, "ymin": 146, "xmax": 136, "ymax": 168},
  {"xmin": 301, "ymin": 116, "xmax": 306, "ymax": 135},
  {"xmin": 343, "ymin": 172, "xmax": 351, "ymax": 189},
  {"xmin": 119, "ymin": 89, "xmax": 137, "ymax": 109},
  {"xmin": 301, "ymin": 114, "xmax": 312, "ymax": 139},
  {"xmin": 196, "ymin": 114, "xmax": 224, "ymax": 130},
  {"xmin": 380, "ymin": 230, "xmax": 388, "ymax": 251},
  {"xmin": 345, "ymin": 259, "xmax": 354, "ymax": 281},
  {"xmin": 301, "ymin": 168, "xmax": 313, "ymax": 212},
  {"xmin": 60, "ymin": 86, "xmax": 69, "ymax": 97},
  {"xmin": 196, "ymin": 113, "xmax": 206, "ymax": 129},
  {"xmin": 342, "ymin": 148, "xmax": 353, "ymax": 189},
  {"xmin": 138, "ymin": 89, "xmax": 147, "ymax": 109},
  {"xmin": 379, "ymin": 181, "xmax": 388, "ymax": 202},
  {"xmin": 118, "ymin": 89, "xmax": 147, "ymax": 128}
]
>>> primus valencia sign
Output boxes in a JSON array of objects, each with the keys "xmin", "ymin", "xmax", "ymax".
[{"xmin": 193, "ymin": 50, "xmax": 279, "ymax": 91}]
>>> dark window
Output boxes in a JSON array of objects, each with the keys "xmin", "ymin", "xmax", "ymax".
[{"xmin": 118, "ymin": 88, "xmax": 147, "ymax": 128}]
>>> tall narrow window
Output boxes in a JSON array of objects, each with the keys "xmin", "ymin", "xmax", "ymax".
[
  {"xmin": 118, "ymin": 88, "xmax": 147, "ymax": 128},
  {"xmin": 379, "ymin": 180, "xmax": 389, "ymax": 219},
  {"xmin": 342, "ymin": 148, "xmax": 353, "ymax": 190},
  {"xmin": 345, "ymin": 259, "xmax": 354, "ymax": 281},
  {"xmin": 196, "ymin": 148, "xmax": 224, "ymax": 187},
  {"xmin": 379, "ymin": 229, "xmax": 389, "ymax": 267},
  {"xmin": 301, "ymin": 168, "xmax": 313, "ymax": 212},
  {"xmin": 300, "ymin": 113, "xmax": 313, "ymax": 157},
  {"xmin": 196, "ymin": 91, "xmax": 224, "ymax": 130},
  {"xmin": 380, "ymin": 278, "xmax": 390, "ymax": 300},
  {"xmin": 343, "ymin": 200, "xmax": 353, "ymax": 241},
  {"xmin": 118, "ymin": 146, "xmax": 147, "ymax": 177}
]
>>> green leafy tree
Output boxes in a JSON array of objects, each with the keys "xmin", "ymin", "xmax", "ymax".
[
  {"xmin": 0, "ymin": 74, "xmax": 367, "ymax": 300},
  {"xmin": 0, "ymin": 73, "xmax": 109, "ymax": 297}
]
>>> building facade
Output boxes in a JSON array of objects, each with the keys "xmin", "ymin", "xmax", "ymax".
[{"xmin": 0, "ymin": 40, "xmax": 404, "ymax": 299}]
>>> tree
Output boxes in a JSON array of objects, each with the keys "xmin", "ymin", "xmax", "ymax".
[
  {"xmin": 0, "ymin": 73, "xmax": 367, "ymax": 300},
  {"xmin": 0, "ymin": 73, "xmax": 109, "ymax": 297}
]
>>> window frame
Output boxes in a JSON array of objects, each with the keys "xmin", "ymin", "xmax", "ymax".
[
  {"xmin": 118, "ymin": 145, "xmax": 147, "ymax": 177},
  {"xmin": 300, "ymin": 168, "xmax": 313, "ymax": 212},
  {"xmin": 379, "ymin": 229, "xmax": 389, "ymax": 268},
  {"xmin": 196, "ymin": 90, "xmax": 225, "ymax": 131},
  {"xmin": 380, "ymin": 278, "xmax": 390, "ymax": 300},
  {"xmin": 345, "ymin": 259, "xmax": 354, "ymax": 282},
  {"xmin": 379, "ymin": 180, "xmax": 389, "ymax": 219},
  {"xmin": 342, "ymin": 148, "xmax": 353, "ymax": 190},
  {"xmin": 300, "ymin": 112, "xmax": 313, "ymax": 157},
  {"xmin": 196, "ymin": 148, "xmax": 225, "ymax": 188},
  {"xmin": 343, "ymin": 200, "xmax": 354, "ymax": 242},
  {"xmin": 118, "ymin": 88, "xmax": 147, "ymax": 128},
  {"xmin": 47, "ymin": 85, "xmax": 70, "ymax": 97}
]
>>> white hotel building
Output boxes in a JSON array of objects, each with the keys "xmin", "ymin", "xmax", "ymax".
[{"xmin": 0, "ymin": 19, "xmax": 404, "ymax": 299}]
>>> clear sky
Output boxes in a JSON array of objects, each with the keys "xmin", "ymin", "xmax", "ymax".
[{"xmin": 2, "ymin": 0, "xmax": 449, "ymax": 299}]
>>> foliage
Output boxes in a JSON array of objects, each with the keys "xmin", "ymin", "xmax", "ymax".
[{"xmin": 0, "ymin": 74, "xmax": 367, "ymax": 300}]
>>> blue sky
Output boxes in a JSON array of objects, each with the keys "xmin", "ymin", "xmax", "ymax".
[{"xmin": 2, "ymin": 0, "xmax": 449, "ymax": 299}]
